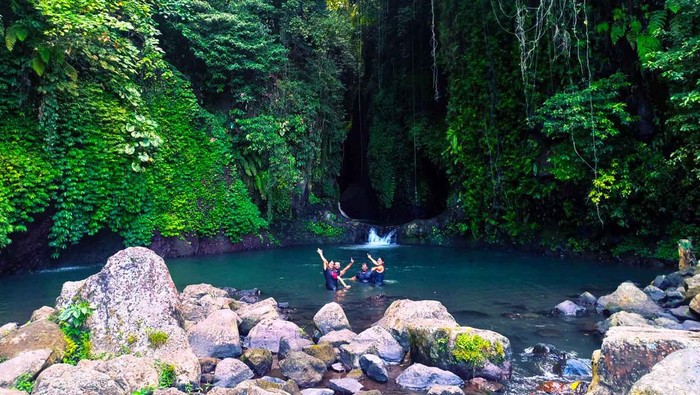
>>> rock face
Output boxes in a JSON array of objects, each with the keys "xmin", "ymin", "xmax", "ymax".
[
  {"xmin": 552, "ymin": 300, "xmax": 586, "ymax": 316},
  {"xmin": 375, "ymin": 299, "xmax": 457, "ymax": 350},
  {"xmin": 236, "ymin": 298, "xmax": 281, "ymax": 335},
  {"xmin": 0, "ymin": 320, "xmax": 65, "ymax": 363},
  {"xmin": 55, "ymin": 247, "xmax": 200, "ymax": 384},
  {"xmin": 241, "ymin": 348, "xmax": 273, "ymax": 376},
  {"xmin": 187, "ymin": 309, "xmax": 242, "ymax": 358},
  {"xmin": 214, "ymin": 358, "xmax": 254, "ymax": 388},
  {"xmin": 627, "ymin": 348, "xmax": 700, "ymax": 395},
  {"xmin": 78, "ymin": 355, "xmax": 159, "ymax": 394},
  {"xmin": 596, "ymin": 311, "xmax": 649, "ymax": 334},
  {"xmin": 317, "ymin": 329, "xmax": 357, "ymax": 348},
  {"xmin": 596, "ymin": 282, "xmax": 664, "ymax": 318},
  {"xmin": 396, "ymin": 363, "xmax": 464, "ymax": 390},
  {"xmin": 32, "ymin": 364, "xmax": 123, "ymax": 395},
  {"xmin": 279, "ymin": 351, "xmax": 327, "ymax": 388},
  {"xmin": 313, "ymin": 302, "xmax": 351, "ymax": 335},
  {"xmin": 407, "ymin": 323, "xmax": 511, "ymax": 381},
  {"xmin": 0, "ymin": 349, "xmax": 52, "ymax": 387},
  {"xmin": 246, "ymin": 319, "xmax": 307, "ymax": 353},
  {"xmin": 588, "ymin": 326, "xmax": 700, "ymax": 395}
]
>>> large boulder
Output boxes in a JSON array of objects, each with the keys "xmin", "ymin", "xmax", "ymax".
[
  {"xmin": 395, "ymin": 363, "xmax": 464, "ymax": 390},
  {"xmin": 595, "ymin": 282, "xmax": 664, "ymax": 318},
  {"xmin": 246, "ymin": 319, "xmax": 307, "ymax": 353},
  {"xmin": 236, "ymin": 298, "xmax": 281, "ymax": 335},
  {"xmin": 32, "ymin": 364, "xmax": 123, "ymax": 395},
  {"xmin": 0, "ymin": 320, "xmax": 65, "ymax": 364},
  {"xmin": 317, "ymin": 329, "xmax": 357, "ymax": 348},
  {"xmin": 351, "ymin": 326, "xmax": 404, "ymax": 363},
  {"xmin": 214, "ymin": 358, "xmax": 255, "ymax": 388},
  {"xmin": 54, "ymin": 247, "xmax": 200, "ymax": 384},
  {"xmin": 78, "ymin": 355, "xmax": 159, "ymax": 394},
  {"xmin": 187, "ymin": 309, "xmax": 242, "ymax": 358},
  {"xmin": 0, "ymin": 349, "xmax": 52, "ymax": 387},
  {"xmin": 595, "ymin": 311, "xmax": 649, "ymax": 334},
  {"xmin": 241, "ymin": 348, "xmax": 273, "ymax": 376},
  {"xmin": 279, "ymin": 351, "xmax": 327, "ymax": 388},
  {"xmin": 588, "ymin": 326, "xmax": 700, "ymax": 395},
  {"xmin": 312, "ymin": 303, "xmax": 351, "ymax": 335},
  {"xmin": 627, "ymin": 348, "xmax": 700, "ymax": 395},
  {"xmin": 407, "ymin": 322, "xmax": 511, "ymax": 381},
  {"xmin": 375, "ymin": 299, "xmax": 457, "ymax": 350}
]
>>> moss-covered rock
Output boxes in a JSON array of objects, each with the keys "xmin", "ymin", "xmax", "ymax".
[
  {"xmin": 302, "ymin": 343, "xmax": 336, "ymax": 367},
  {"xmin": 241, "ymin": 348, "xmax": 273, "ymax": 376}
]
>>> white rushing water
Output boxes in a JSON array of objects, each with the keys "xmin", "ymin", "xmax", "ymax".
[{"xmin": 367, "ymin": 228, "xmax": 397, "ymax": 245}]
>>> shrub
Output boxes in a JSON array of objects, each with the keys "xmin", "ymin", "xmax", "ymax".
[
  {"xmin": 148, "ymin": 331, "xmax": 169, "ymax": 349},
  {"xmin": 452, "ymin": 332, "xmax": 505, "ymax": 368},
  {"xmin": 157, "ymin": 361, "xmax": 176, "ymax": 388},
  {"xmin": 56, "ymin": 300, "xmax": 94, "ymax": 364},
  {"xmin": 306, "ymin": 221, "xmax": 344, "ymax": 238},
  {"xmin": 13, "ymin": 373, "xmax": 35, "ymax": 393}
]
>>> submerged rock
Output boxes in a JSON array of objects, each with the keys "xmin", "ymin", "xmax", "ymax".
[
  {"xmin": 374, "ymin": 299, "xmax": 457, "ymax": 350},
  {"xmin": 395, "ymin": 363, "xmax": 464, "ymax": 390},
  {"xmin": 553, "ymin": 300, "xmax": 586, "ymax": 316},
  {"xmin": 596, "ymin": 282, "xmax": 663, "ymax": 318},
  {"xmin": 588, "ymin": 326, "xmax": 700, "ymax": 395},
  {"xmin": 313, "ymin": 302, "xmax": 351, "ymax": 335},
  {"xmin": 576, "ymin": 292, "xmax": 597, "ymax": 306},
  {"xmin": 627, "ymin": 348, "xmax": 700, "ymax": 395}
]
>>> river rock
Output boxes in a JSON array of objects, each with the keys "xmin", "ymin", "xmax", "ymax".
[
  {"xmin": 279, "ymin": 337, "xmax": 314, "ymax": 359},
  {"xmin": 237, "ymin": 298, "xmax": 281, "ymax": 335},
  {"xmin": 300, "ymin": 390, "xmax": 334, "ymax": 395},
  {"xmin": 669, "ymin": 305, "xmax": 698, "ymax": 320},
  {"xmin": 181, "ymin": 284, "xmax": 233, "ymax": 326},
  {"xmin": 56, "ymin": 247, "xmax": 200, "ymax": 384},
  {"xmin": 652, "ymin": 274, "xmax": 667, "ymax": 289},
  {"xmin": 596, "ymin": 311, "xmax": 649, "ymax": 334},
  {"xmin": 587, "ymin": 326, "xmax": 700, "ymax": 395},
  {"xmin": 302, "ymin": 343, "xmax": 336, "ymax": 367},
  {"xmin": 684, "ymin": 274, "xmax": 700, "ymax": 299},
  {"xmin": 375, "ymin": 299, "xmax": 457, "ymax": 350},
  {"xmin": 318, "ymin": 329, "xmax": 357, "ymax": 348},
  {"xmin": 339, "ymin": 340, "xmax": 376, "ymax": 369},
  {"xmin": 0, "ymin": 349, "xmax": 52, "ymax": 387},
  {"xmin": 577, "ymin": 291, "xmax": 597, "ymax": 306},
  {"xmin": 30, "ymin": 306, "xmax": 56, "ymax": 322},
  {"xmin": 0, "ymin": 389, "xmax": 27, "ymax": 395},
  {"xmin": 352, "ymin": 326, "xmax": 404, "ymax": 363},
  {"xmin": 407, "ymin": 322, "xmax": 511, "ymax": 381},
  {"xmin": 651, "ymin": 317, "xmax": 683, "ymax": 330},
  {"xmin": 553, "ymin": 300, "xmax": 586, "ymax": 316},
  {"xmin": 313, "ymin": 302, "xmax": 351, "ymax": 335},
  {"xmin": 242, "ymin": 348, "xmax": 273, "ymax": 376},
  {"xmin": 682, "ymin": 320, "xmax": 700, "ymax": 331},
  {"xmin": 182, "ymin": 283, "xmax": 229, "ymax": 300},
  {"xmin": 154, "ymin": 389, "xmax": 188, "ymax": 395},
  {"xmin": 328, "ymin": 378, "xmax": 363, "ymax": 394},
  {"xmin": 627, "ymin": 348, "xmax": 700, "ymax": 395},
  {"xmin": 279, "ymin": 351, "xmax": 326, "ymax": 388},
  {"xmin": 79, "ymin": 354, "xmax": 159, "ymax": 393},
  {"xmin": 32, "ymin": 363, "xmax": 123, "ymax": 395},
  {"xmin": 643, "ymin": 285, "xmax": 665, "ymax": 302},
  {"xmin": 187, "ymin": 309, "xmax": 242, "ymax": 358},
  {"xmin": 596, "ymin": 282, "xmax": 663, "ymax": 318},
  {"xmin": 246, "ymin": 319, "xmax": 308, "ymax": 353},
  {"xmin": 0, "ymin": 319, "xmax": 65, "ymax": 363},
  {"xmin": 427, "ymin": 384, "xmax": 465, "ymax": 395},
  {"xmin": 690, "ymin": 294, "xmax": 700, "ymax": 315},
  {"xmin": 466, "ymin": 378, "xmax": 503, "ymax": 393},
  {"xmin": 359, "ymin": 354, "xmax": 388, "ymax": 383},
  {"xmin": 356, "ymin": 392, "xmax": 382, "ymax": 395},
  {"xmin": 562, "ymin": 357, "xmax": 592, "ymax": 376},
  {"xmin": 663, "ymin": 288, "xmax": 686, "ymax": 308},
  {"xmin": 233, "ymin": 378, "xmax": 300, "ymax": 395},
  {"xmin": 214, "ymin": 358, "xmax": 254, "ymax": 388},
  {"xmin": 396, "ymin": 363, "xmax": 464, "ymax": 390}
]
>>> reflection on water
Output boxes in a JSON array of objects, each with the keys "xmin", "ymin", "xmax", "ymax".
[{"xmin": 0, "ymin": 244, "xmax": 661, "ymax": 393}]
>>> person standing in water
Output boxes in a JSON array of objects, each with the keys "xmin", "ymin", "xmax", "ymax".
[
  {"xmin": 351, "ymin": 262, "xmax": 373, "ymax": 283},
  {"xmin": 367, "ymin": 253, "xmax": 386, "ymax": 286},
  {"xmin": 317, "ymin": 248, "xmax": 353, "ymax": 291}
]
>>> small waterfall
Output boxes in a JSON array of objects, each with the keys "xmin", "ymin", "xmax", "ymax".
[{"xmin": 367, "ymin": 228, "xmax": 397, "ymax": 245}]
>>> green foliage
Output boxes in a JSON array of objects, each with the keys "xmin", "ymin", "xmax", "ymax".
[
  {"xmin": 452, "ymin": 332, "xmax": 505, "ymax": 368},
  {"xmin": 57, "ymin": 300, "xmax": 94, "ymax": 364},
  {"xmin": 157, "ymin": 361, "xmax": 177, "ymax": 388},
  {"xmin": 306, "ymin": 221, "xmax": 344, "ymax": 238},
  {"xmin": 12, "ymin": 373, "xmax": 35, "ymax": 393},
  {"xmin": 132, "ymin": 387, "xmax": 155, "ymax": 395},
  {"xmin": 147, "ymin": 331, "xmax": 169, "ymax": 349}
]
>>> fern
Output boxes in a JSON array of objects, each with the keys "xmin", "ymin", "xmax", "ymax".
[{"xmin": 647, "ymin": 10, "xmax": 667, "ymax": 35}]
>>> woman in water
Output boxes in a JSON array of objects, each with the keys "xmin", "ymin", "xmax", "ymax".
[
  {"xmin": 352, "ymin": 262, "xmax": 373, "ymax": 283},
  {"xmin": 367, "ymin": 253, "xmax": 385, "ymax": 286},
  {"xmin": 317, "ymin": 248, "xmax": 353, "ymax": 291}
]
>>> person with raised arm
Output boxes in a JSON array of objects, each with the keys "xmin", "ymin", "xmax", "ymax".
[
  {"xmin": 317, "ymin": 248, "xmax": 352, "ymax": 291},
  {"xmin": 367, "ymin": 253, "xmax": 386, "ymax": 286}
]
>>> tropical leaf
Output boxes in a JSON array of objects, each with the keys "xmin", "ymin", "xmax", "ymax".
[
  {"xmin": 32, "ymin": 57, "xmax": 46, "ymax": 76},
  {"xmin": 647, "ymin": 10, "xmax": 667, "ymax": 35}
]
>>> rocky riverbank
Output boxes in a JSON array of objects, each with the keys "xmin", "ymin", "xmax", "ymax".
[{"xmin": 0, "ymin": 247, "xmax": 512, "ymax": 395}]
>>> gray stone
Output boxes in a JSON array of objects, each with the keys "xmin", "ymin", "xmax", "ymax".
[
  {"xmin": 55, "ymin": 247, "xmax": 200, "ymax": 384},
  {"xmin": 54, "ymin": 279, "xmax": 86, "ymax": 307},
  {"xmin": 236, "ymin": 298, "xmax": 281, "ymax": 335},
  {"xmin": 317, "ymin": 329, "xmax": 357, "ymax": 348},
  {"xmin": 669, "ymin": 305, "xmax": 699, "ymax": 320},
  {"xmin": 30, "ymin": 306, "xmax": 56, "ymax": 322},
  {"xmin": 279, "ymin": 351, "xmax": 326, "ymax": 388},
  {"xmin": 0, "ymin": 323, "xmax": 18, "ymax": 340},
  {"xmin": 79, "ymin": 354, "xmax": 159, "ymax": 394},
  {"xmin": 596, "ymin": 311, "xmax": 649, "ymax": 334},
  {"xmin": 181, "ymin": 283, "xmax": 229, "ymax": 300},
  {"xmin": 180, "ymin": 286, "xmax": 234, "ymax": 327},
  {"xmin": 395, "ymin": 363, "xmax": 464, "ymax": 390},
  {"xmin": 427, "ymin": 385, "xmax": 465, "ymax": 395},
  {"xmin": 246, "ymin": 319, "xmax": 307, "ymax": 353},
  {"xmin": 587, "ymin": 326, "xmax": 700, "ymax": 395},
  {"xmin": 328, "ymin": 378, "xmax": 364, "ymax": 394},
  {"xmin": 375, "ymin": 299, "xmax": 457, "ymax": 351},
  {"xmin": 331, "ymin": 362, "xmax": 345, "ymax": 372},
  {"xmin": 690, "ymin": 294, "xmax": 700, "ymax": 315},
  {"xmin": 684, "ymin": 274, "xmax": 700, "ymax": 299},
  {"xmin": 643, "ymin": 285, "xmax": 666, "ymax": 302},
  {"xmin": 32, "ymin": 363, "xmax": 123, "ymax": 395},
  {"xmin": 339, "ymin": 341, "xmax": 376, "ymax": 369},
  {"xmin": 214, "ymin": 358, "xmax": 254, "ymax": 388},
  {"xmin": 0, "ymin": 349, "xmax": 52, "ymax": 387},
  {"xmin": 628, "ymin": 348, "xmax": 700, "ymax": 395},
  {"xmin": 682, "ymin": 320, "xmax": 700, "ymax": 331},
  {"xmin": 652, "ymin": 317, "xmax": 683, "ymax": 330},
  {"xmin": 0, "ymin": 389, "xmax": 28, "ymax": 395},
  {"xmin": 187, "ymin": 309, "xmax": 242, "ymax": 358},
  {"xmin": 279, "ymin": 337, "xmax": 314, "ymax": 359},
  {"xmin": 313, "ymin": 302, "xmax": 351, "ymax": 335},
  {"xmin": 154, "ymin": 389, "xmax": 188, "ymax": 395},
  {"xmin": 552, "ymin": 300, "xmax": 586, "ymax": 316},
  {"xmin": 300, "ymin": 390, "xmax": 334, "ymax": 395},
  {"xmin": 302, "ymin": 342, "xmax": 336, "ymax": 367},
  {"xmin": 352, "ymin": 326, "xmax": 404, "ymax": 363},
  {"xmin": 596, "ymin": 282, "xmax": 664, "ymax": 318},
  {"xmin": 233, "ymin": 378, "xmax": 299, "ymax": 394},
  {"xmin": 562, "ymin": 357, "xmax": 592, "ymax": 377},
  {"xmin": 577, "ymin": 291, "xmax": 597, "ymax": 306},
  {"xmin": 241, "ymin": 348, "xmax": 273, "ymax": 376},
  {"xmin": 663, "ymin": 288, "xmax": 685, "ymax": 308},
  {"xmin": 359, "ymin": 354, "xmax": 388, "ymax": 383},
  {"xmin": 0, "ymin": 320, "xmax": 65, "ymax": 364}
]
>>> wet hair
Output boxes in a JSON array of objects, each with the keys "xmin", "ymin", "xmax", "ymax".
[{"xmin": 361, "ymin": 262, "xmax": 369, "ymax": 270}]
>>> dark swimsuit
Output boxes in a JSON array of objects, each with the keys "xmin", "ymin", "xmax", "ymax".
[
  {"xmin": 373, "ymin": 269, "xmax": 385, "ymax": 286},
  {"xmin": 355, "ymin": 270, "xmax": 372, "ymax": 283},
  {"xmin": 324, "ymin": 268, "xmax": 338, "ymax": 291}
]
